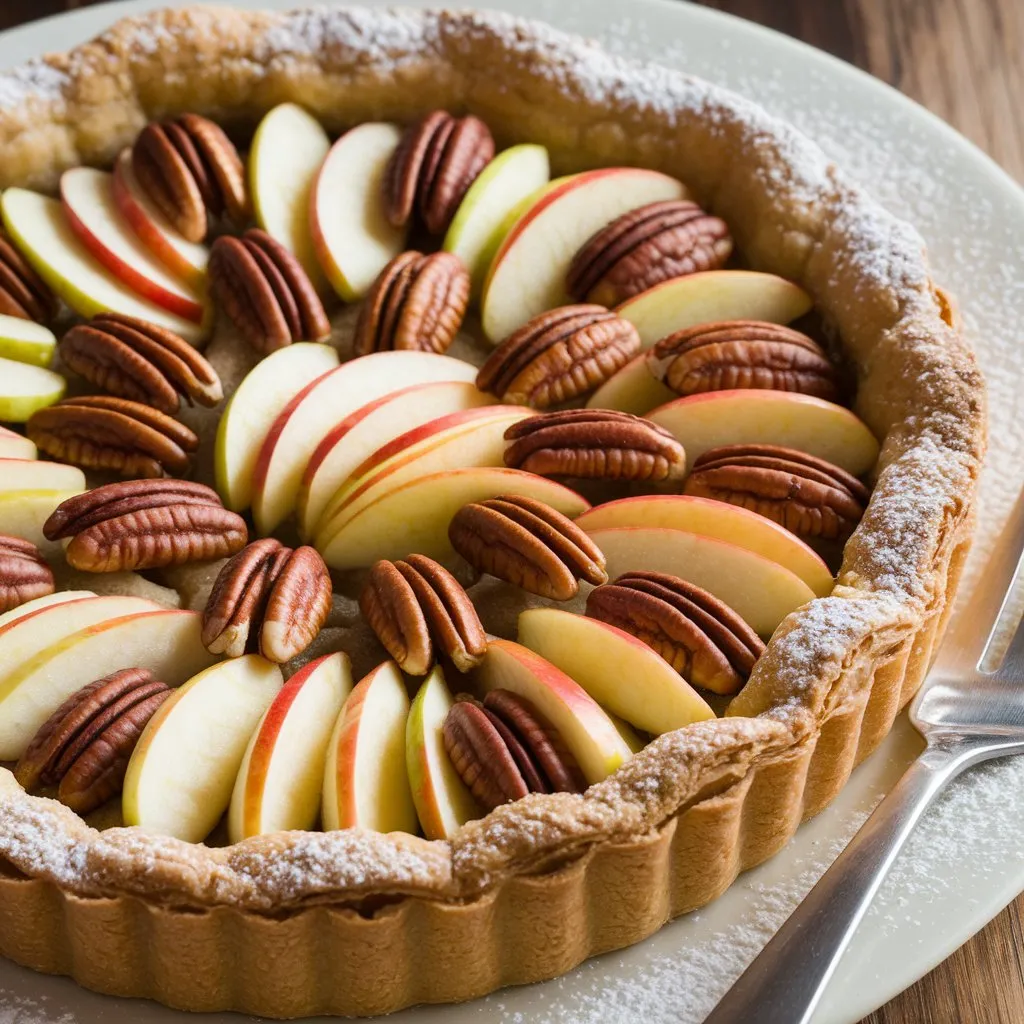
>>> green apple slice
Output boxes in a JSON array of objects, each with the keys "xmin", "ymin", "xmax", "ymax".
[
  {"xmin": 0, "ymin": 357, "xmax": 65, "ymax": 421},
  {"xmin": 0, "ymin": 314, "xmax": 56, "ymax": 368},
  {"xmin": 1, "ymin": 188, "xmax": 207, "ymax": 344},
  {"xmin": 443, "ymin": 144, "xmax": 550, "ymax": 295},
  {"xmin": 518, "ymin": 607, "xmax": 715, "ymax": 733},
  {"xmin": 406, "ymin": 665, "xmax": 481, "ymax": 840},
  {"xmin": 124, "ymin": 654, "xmax": 283, "ymax": 842},
  {"xmin": 250, "ymin": 103, "xmax": 331, "ymax": 293},
  {"xmin": 214, "ymin": 341, "xmax": 340, "ymax": 511}
]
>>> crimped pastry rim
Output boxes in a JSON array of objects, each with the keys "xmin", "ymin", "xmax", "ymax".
[{"xmin": 0, "ymin": 5, "xmax": 985, "ymax": 914}]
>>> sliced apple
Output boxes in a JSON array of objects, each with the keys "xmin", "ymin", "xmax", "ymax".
[
  {"xmin": 586, "ymin": 526, "xmax": 815, "ymax": 637},
  {"xmin": 298, "ymin": 380, "xmax": 493, "ymax": 539},
  {"xmin": 0, "ymin": 314, "xmax": 56, "ymax": 368},
  {"xmin": 0, "ymin": 425, "xmax": 36, "ymax": 460},
  {"xmin": 214, "ymin": 341, "xmax": 340, "ymax": 512},
  {"xmin": 250, "ymin": 103, "xmax": 331, "ymax": 293},
  {"xmin": 471, "ymin": 639, "xmax": 632, "ymax": 783},
  {"xmin": 617, "ymin": 270, "xmax": 814, "ymax": 348},
  {"xmin": 111, "ymin": 149, "xmax": 209, "ymax": 287},
  {"xmin": 315, "ymin": 405, "xmax": 531, "ymax": 539},
  {"xmin": 0, "ymin": 490, "xmax": 83, "ymax": 549},
  {"xmin": 576, "ymin": 495, "xmax": 833, "ymax": 597},
  {"xmin": 0, "ymin": 594, "xmax": 151, "ymax": 692},
  {"xmin": 481, "ymin": 167, "xmax": 688, "ymax": 343},
  {"xmin": 648, "ymin": 389, "xmax": 880, "ymax": 474},
  {"xmin": 1, "ymin": 188, "xmax": 207, "ymax": 344},
  {"xmin": 317, "ymin": 466, "xmax": 589, "ymax": 570},
  {"xmin": 0, "ymin": 590, "xmax": 94, "ymax": 631},
  {"xmin": 60, "ymin": 168, "xmax": 207, "ymax": 324},
  {"xmin": 585, "ymin": 352, "xmax": 676, "ymax": 415},
  {"xmin": 322, "ymin": 660, "xmax": 418, "ymax": 834},
  {"xmin": 123, "ymin": 654, "xmax": 283, "ymax": 842},
  {"xmin": 0, "ymin": 608, "xmax": 216, "ymax": 760},
  {"xmin": 229, "ymin": 651, "xmax": 352, "ymax": 842},
  {"xmin": 0, "ymin": 357, "xmax": 65, "ymax": 421},
  {"xmin": 444, "ymin": 144, "xmax": 550, "ymax": 294},
  {"xmin": 0, "ymin": 459, "xmax": 86, "ymax": 494},
  {"xmin": 311, "ymin": 122, "xmax": 407, "ymax": 301},
  {"xmin": 406, "ymin": 665, "xmax": 481, "ymax": 839},
  {"xmin": 517, "ymin": 607, "xmax": 714, "ymax": 735},
  {"xmin": 251, "ymin": 350, "xmax": 479, "ymax": 535}
]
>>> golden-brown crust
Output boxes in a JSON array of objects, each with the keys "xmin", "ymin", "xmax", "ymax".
[{"xmin": 0, "ymin": 5, "xmax": 986, "ymax": 1016}]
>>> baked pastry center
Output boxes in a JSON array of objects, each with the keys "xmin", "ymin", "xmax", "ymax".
[{"xmin": 0, "ymin": 5, "xmax": 984, "ymax": 1018}]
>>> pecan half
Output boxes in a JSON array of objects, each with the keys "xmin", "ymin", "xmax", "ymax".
[
  {"xmin": 477, "ymin": 305, "xmax": 640, "ymax": 409},
  {"xmin": 360, "ymin": 554, "xmax": 486, "ymax": 675},
  {"xmin": 567, "ymin": 200, "xmax": 733, "ymax": 307},
  {"xmin": 15, "ymin": 667, "xmax": 170, "ymax": 813},
  {"xmin": 44, "ymin": 479, "xmax": 247, "ymax": 572},
  {"xmin": 209, "ymin": 229, "xmax": 331, "ymax": 354},
  {"xmin": 384, "ymin": 111, "xmax": 495, "ymax": 234},
  {"xmin": 0, "ymin": 534, "xmax": 54, "ymax": 613},
  {"xmin": 442, "ymin": 689, "xmax": 584, "ymax": 812},
  {"xmin": 0, "ymin": 232, "xmax": 57, "ymax": 324},
  {"xmin": 60, "ymin": 313, "xmax": 223, "ymax": 415},
  {"xmin": 132, "ymin": 114, "xmax": 249, "ymax": 242},
  {"xmin": 647, "ymin": 320, "xmax": 839, "ymax": 401},
  {"xmin": 27, "ymin": 396, "xmax": 198, "ymax": 478},
  {"xmin": 684, "ymin": 444, "xmax": 870, "ymax": 541},
  {"xmin": 353, "ymin": 251, "xmax": 469, "ymax": 357},
  {"xmin": 202, "ymin": 538, "xmax": 332, "ymax": 663},
  {"xmin": 503, "ymin": 409, "xmax": 686, "ymax": 482},
  {"xmin": 449, "ymin": 494, "xmax": 606, "ymax": 600},
  {"xmin": 586, "ymin": 571, "xmax": 765, "ymax": 695}
]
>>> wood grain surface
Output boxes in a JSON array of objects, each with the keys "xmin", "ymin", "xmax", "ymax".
[{"xmin": 0, "ymin": 1, "xmax": 1021, "ymax": 1022}]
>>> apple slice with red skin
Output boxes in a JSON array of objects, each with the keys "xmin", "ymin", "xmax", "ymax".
[
  {"xmin": 585, "ymin": 352, "xmax": 676, "ymax": 415},
  {"xmin": 586, "ymin": 525, "xmax": 816, "ymax": 638},
  {"xmin": 60, "ymin": 167, "xmax": 207, "ymax": 324},
  {"xmin": 229, "ymin": 651, "xmax": 353, "ymax": 842},
  {"xmin": 111, "ymin": 149, "xmax": 209, "ymax": 288},
  {"xmin": 316, "ymin": 467, "xmax": 590, "ymax": 570},
  {"xmin": 322, "ymin": 660, "xmax": 418, "ymax": 834},
  {"xmin": 0, "ymin": 425, "xmax": 36, "ymax": 460},
  {"xmin": 0, "ymin": 590, "xmax": 95, "ymax": 632},
  {"xmin": 298, "ymin": 380, "xmax": 493, "ymax": 540},
  {"xmin": 470, "ymin": 639, "xmax": 633, "ymax": 784},
  {"xmin": 576, "ymin": 495, "xmax": 833, "ymax": 597},
  {"xmin": 123, "ymin": 655, "xmax": 283, "ymax": 842},
  {"xmin": 518, "ymin": 607, "xmax": 715, "ymax": 734}
]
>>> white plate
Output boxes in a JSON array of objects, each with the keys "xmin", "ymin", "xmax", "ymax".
[{"xmin": 1, "ymin": 2, "xmax": 1022, "ymax": 1022}]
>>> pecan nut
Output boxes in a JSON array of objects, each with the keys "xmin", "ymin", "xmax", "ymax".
[
  {"xmin": 684, "ymin": 444, "xmax": 870, "ymax": 541},
  {"xmin": 0, "ymin": 535, "xmax": 54, "ymax": 613},
  {"xmin": 647, "ymin": 320, "xmax": 839, "ymax": 401},
  {"xmin": 27, "ymin": 395, "xmax": 199, "ymax": 478},
  {"xmin": 353, "ymin": 251, "xmax": 469, "ymax": 357},
  {"xmin": 566, "ymin": 200, "xmax": 733, "ymax": 307},
  {"xmin": 449, "ymin": 494, "xmax": 607, "ymax": 600},
  {"xmin": 202, "ymin": 538, "xmax": 332, "ymax": 663},
  {"xmin": 43, "ymin": 479, "xmax": 248, "ymax": 572},
  {"xmin": 384, "ymin": 111, "xmax": 495, "ymax": 234},
  {"xmin": 0, "ymin": 231, "xmax": 57, "ymax": 324},
  {"xmin": 60, "ymin": 313, "xmax": 223, "ymax": 415},
  {"xmin": 360, "ymin": 554, "xmax": 486, "ymax": 675},
  {"xmin": 477, "ymin": 305, "xmax": 640, "ymax": 409},
  {"xmin": 14, "ymin": 667, "xmax": 170, "ymax": 813},
  {"xmin": 503, "ymin": 409, "xmax": 686, "ymax": 482},
  {"xmin": 586, "ymin": 571, "xmax": 765, "ymax": 695},
  {"xmin": 132, "ymin": 114, "xmax": 249, "ymax": 242},
  {"xmin": 442, "ymin": 689, "xmax": 584, "ymax": 812},
  {"xmin": 209, "ymin": 229, "xmax": 331, "ymax": 354}
]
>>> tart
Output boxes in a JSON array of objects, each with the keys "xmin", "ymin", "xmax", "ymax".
[{"xmin": 0, "ymin": 6, "xmax": 985, "ymax": 1018}]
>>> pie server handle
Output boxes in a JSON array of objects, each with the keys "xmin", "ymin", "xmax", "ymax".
[{"xmin": 703, "ymin": 733, "xmax": 1024, "ymax": 1024}]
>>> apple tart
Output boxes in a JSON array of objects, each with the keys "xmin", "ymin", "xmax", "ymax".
[{"xmin": 0, "ymin": 5, "xmax": 985, "ymax": 1018}]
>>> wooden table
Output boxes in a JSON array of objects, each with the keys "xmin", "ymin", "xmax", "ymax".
[{"xmin": 0, "ymin": 1, "xmax": 1021, "ymax": 1021}]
